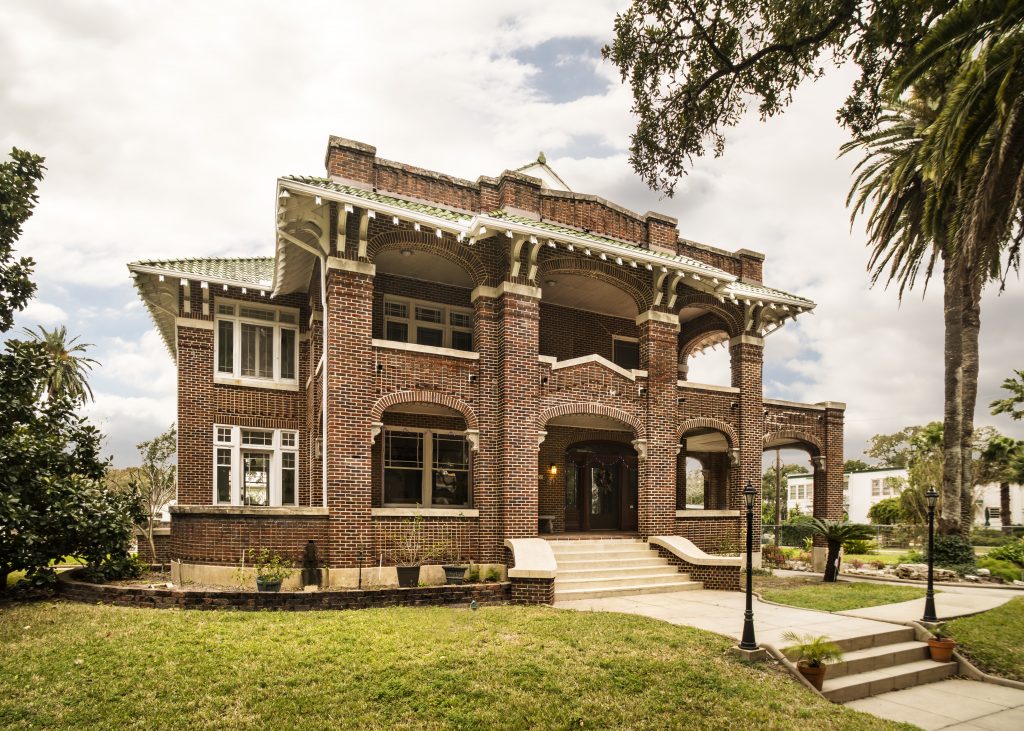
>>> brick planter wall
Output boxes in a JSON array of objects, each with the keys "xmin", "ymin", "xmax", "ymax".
[
  {"xmin": 58, "ymin": 570, "xmax": 509, "ymax": 611},
  {"xmin": 652, "ymin": 545, "xmax": 741, "ymax": 591},
  {"xmin": 136, "ymin": 530, "xmax": 171, "ymax": 565},
  {"xmin": 170, "ymin": 513, "xmax": 331, "ymax": 565}
]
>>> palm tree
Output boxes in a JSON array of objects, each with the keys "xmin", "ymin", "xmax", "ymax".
[
  {"xmin": 806, "ymin": 519, "xmax": 875, "ymax": 582},
  {"xmin": 979, "ymin": 434, "xmax": 1024, "ymax": 530},
  {"xmin": 22, "ymin": 325, "xmax": 98, "ymax": 402},
  {"xmin": 842, "ymin": 99, "xmax": 968, "ymax": 534}
]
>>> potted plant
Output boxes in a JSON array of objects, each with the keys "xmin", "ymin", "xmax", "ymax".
[
  {"xmin": 436, "ymin": 540, "xmax": 468, "ymax": 585},
  {"xmin": 249, "ymin": 548, "xmax": 293, "ymax": 592},
  {"xmin": 393, "ymin": 513, "xmax": 429, "ymax": 588},
  {"xmin": 782, "ymin": 632, "xmax": 843, "ymax": 691},
  {"xmin": 926, "ymin": 623, "xmax": 957, "ymax": 662}
]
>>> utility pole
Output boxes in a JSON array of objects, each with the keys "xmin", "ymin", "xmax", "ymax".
[{"xmin": 774, "ymin": 448, "xmax": 782, "ymax": 547}]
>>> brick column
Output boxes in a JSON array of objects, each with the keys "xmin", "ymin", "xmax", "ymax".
[
  {"xmin": 638, "ymin": 310, "xmax": 679, "ymax": 538},
  {"xmin": 472, "ymin": 291, "xmax": 503, "ymax": 562},
  {"xmin": 325, "ymin": 259, "xmax": 376, "ymax": 567},
  {"xmin": 499, "ymin": 286, "xmax": 540, "ymax": 542},
  {"xmin": 730, "ymin": 334, "xmax": 764, "ymax": 566}
]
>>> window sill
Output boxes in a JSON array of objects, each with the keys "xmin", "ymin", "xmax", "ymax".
[
  {"xmin": 676, "ymin": 509, "xmax": 740, "ymax": 518},
  {"xmin": 372, "ymin": 507, "xmax": 479, "ymax": 518},
  {"xmin": 170, "ymin": 505, "xmax": 328, "ymax": 517},
  {"xmin": 214, "ymin": 376, "xmax": 300, "ymax": 392},
  {"xmin": 371, "ymin": 339, "xmax": 480, "ymax": 360}
]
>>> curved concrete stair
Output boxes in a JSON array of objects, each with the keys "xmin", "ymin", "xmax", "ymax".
[
  {"xmin": 782, "ymin": 627, "xmax": 958, "ymax": 704},
  {"xmin": 550, "ymin": 538, "xmax": 701, "ymax": 601}
]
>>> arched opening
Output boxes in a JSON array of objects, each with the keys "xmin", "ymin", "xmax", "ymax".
[
  {"xmin": 678, "ymin": 426, "xmax": 734, "ymax": 510},
  {"xmin": 538, "ymin": 408, "xmax": 641, "ymax": 534},
  {"xmin": 539, "ymin": 272, "xmax": 644, "ymax": 369},
  {"xmin": 762, "ymin": 434, "xmax": 824, "ymax": 548},
  {"xmin": 373, "ymin": 248, "xmax": 478, "ymax": 352},
  {"xmin": 372, "ymin": 401, "xmax": 473, "ymax": 508},
  {"xmin": 678, "ymin": 305, "xmax": 736, "ymax": 386}
]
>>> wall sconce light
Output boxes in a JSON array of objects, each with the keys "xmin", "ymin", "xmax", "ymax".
[
  {"xmin": 541, "ymin": 376, "xmax": 549, "ymax": 386},
  {"xmin": 548, "ymin": 464, "xmax": 558, "ymax": 477}
]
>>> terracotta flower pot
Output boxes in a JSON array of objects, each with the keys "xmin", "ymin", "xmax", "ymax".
[
  {"xmin": 928, "ymin": 637, "xmax": 956, "ymax": 663},
  {"xmin": 797, "ymin": 662, "xmax": 827, "ymax": 691}
]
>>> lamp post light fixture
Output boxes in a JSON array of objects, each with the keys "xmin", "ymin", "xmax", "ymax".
[
  {"xmin": 923, "ymin": 487, "xmax": 939, "ymax": 623},
  {"xmin": 739, "ymin": 480, "xmax": 759, "ymax": 651}
]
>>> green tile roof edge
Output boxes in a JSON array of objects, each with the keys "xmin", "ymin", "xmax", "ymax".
[{"xmin": 282, "ymin": 175, "xmax": 473, "ymax": 222}]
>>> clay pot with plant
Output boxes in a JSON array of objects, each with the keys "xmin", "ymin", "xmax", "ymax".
[
  {"xmin": 434, "ymin": 540, "xmax": 468, "ymax": 585},
  {"xmin": 926, "ymin": 623, "xmax": 957, "ymax": 662},
  {"xmin": 782, "ymin": 632, "xmax": 844, "ymax": 691},
  {"xmin": 392, "ymin": 513, "xmax": 430, "ymax": 588},
  {"xmin": 247, "ymin": 548, "xmax": 294, "ymax": 592}
]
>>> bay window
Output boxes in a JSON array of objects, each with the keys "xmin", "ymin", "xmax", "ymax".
[
  {"xmin": 215, "ymin": 301, "xmax": 299, "ymax": 385},
  {"xmin": 382, "ymin": 428, "xmax": 471, "ymax": 507},
  {"xmin": 213, "ymin": 425, "xmax": 299, "ymax": 506}
]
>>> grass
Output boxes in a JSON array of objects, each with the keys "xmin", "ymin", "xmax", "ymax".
[
  {"xmin": 0, "ymin": 602, "xmax": 913, "ymax": 730},
  {"xmin": 945, "ymin": 597, "xmax": 1024, "ymax": 682},
  {"xmin": 842, "ymin": 552, "xmax": 904, "ymax": 566},
  {"xmin": 754, "ymin": 575, "xmax": 927, "ymax": 612}
]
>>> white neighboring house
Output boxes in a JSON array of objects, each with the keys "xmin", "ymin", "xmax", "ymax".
[
  {"xmin": 787, "ymin": 467, "xmax": 1023, "ymax": 526},
  {"xmin": 787, "ymin": 468, "xmax": 905, "ymax": 524}
]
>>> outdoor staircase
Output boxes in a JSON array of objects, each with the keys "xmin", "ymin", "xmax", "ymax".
[
  {"xmin": 550, "ymin": 538, "xmax": 702, "ymax": 601},
  {"xmin": 784, "ymin": 626, "xmax": 958, "ymax": 703}
]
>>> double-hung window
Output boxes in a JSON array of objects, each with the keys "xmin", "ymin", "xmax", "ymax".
[
  {"xmin": 382, "ymin": 428, "xmax": 471, "ymax": 507},
  {"xmin": 383, "ymin": 296, "xmax": 473, "ymax": 351},
  {"xmin": 215, "ymin": 301, "xmax": 298, "ymax": 385},
  {"xmin": 213, "ymin": 426, "xmax": 299, "ymax": 506}
]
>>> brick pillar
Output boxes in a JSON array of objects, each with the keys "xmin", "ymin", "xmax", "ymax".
[
  {"xmin": 730, "ymin": 334, "xmax": 764, "ymax": 566},
  {"xmin": 499, "ymin": 287, "xmax": 540, "ymax": 542},
  {"xmin": 638, "ymin": 310, "xmax": 679, "ymax": 538},
  {"xmin": 676, "ymin": 446, "xmax": 687, "ymax": 509},
  {"xmin": 473, "ymin": 292, "xmax": 503, "ymax": 562},
  {"xmin": 325, "ymin": 259, "xmax": 376, "ymax": 567}
]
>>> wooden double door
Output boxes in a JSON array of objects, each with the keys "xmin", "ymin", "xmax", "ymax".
[{"xmin": 564, "ymin": 442, "xmax": 639, "ymax": 532}]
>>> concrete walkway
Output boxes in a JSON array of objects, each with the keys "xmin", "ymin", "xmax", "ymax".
[
  {"xmin": 838, "ymin": 592, "xmax": 1012, "ymax": 623},
  {"xmin": 846, "ymin": 679, "xmax": 1024, "ymax": 730}
]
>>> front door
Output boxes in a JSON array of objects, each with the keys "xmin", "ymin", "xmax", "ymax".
[{"xmin": 565, "ymin": 442, "xmax": 639, "ymax": 532}]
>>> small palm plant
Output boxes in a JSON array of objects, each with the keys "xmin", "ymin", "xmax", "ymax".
[
  {"xmin": 806, "ymin": 518, "xmax": 875, "ymax": 582},
  {"xmin": 783, "ymin": 631, "xmax": 843, "ymax": 690},
  {"xmin": 22, "ymin": 325, "xmax": 98, "ymax": 402}
]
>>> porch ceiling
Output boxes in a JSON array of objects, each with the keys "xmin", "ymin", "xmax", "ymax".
[
  {"xmin": 541, "ymin": 274, "xmax": 637, "ymax": 318},
  {"xmin": 546, "ymin": 413, "xmax": 635, "ymax": 433}
]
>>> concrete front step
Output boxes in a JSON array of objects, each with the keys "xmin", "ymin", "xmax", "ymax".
[
  {"xmin": 557, "ymin": 565, "xmax": 684, "ymax": 581},
  {"xmin": 822, "ymin": 659, "xmax": 957, "ymax": 703},
  {"xmin": 555, "ymin": 557, "xmax": 669, "ymax": 570},
  {"xmin": 553, "ymin": 580, "xmax": 702, "ymax": 601},
  {"xmin": 826, "ymin": 641, "xmax": 930, "ymax": 680},
  {"xmin": 555, "ymin": 572, "xmax": 690, "ymax": 591}
]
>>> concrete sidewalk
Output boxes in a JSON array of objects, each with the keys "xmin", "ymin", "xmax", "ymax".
[
  {"xmin": 838, "ymin": 592, "xmax": 1012, "ymax": 623},
  {"xmin": 846, "ymin": 679, "xmax": 1024, "ymax": 730}
]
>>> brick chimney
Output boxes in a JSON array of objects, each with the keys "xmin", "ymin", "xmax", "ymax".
[
  {"xmin": 736, "ymin": 248, "xmax": 764, "ymax": 283},
  {"xmin": 324, "ymin": 136, "xmax": 377, "ymax": 187},
  {"xmin": 644, "ymin": 211, "xmax": 679, "ymax": 256}
]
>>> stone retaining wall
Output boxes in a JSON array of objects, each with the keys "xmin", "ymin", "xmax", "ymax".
[{"xmin": 58, "ymin": 570, "xmax": 509, "ymax": 611}]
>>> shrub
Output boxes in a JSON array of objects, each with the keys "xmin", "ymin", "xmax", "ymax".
[
  {"xmin": 901, "ymin": 549, "xmax": 925, "ymax": 563},
  {"xmin": 762, "ymin": 545, "xmax": 787, "ymax": 568},
  {"xmin": 464, "ymin": 566, "xmax": 480, "ymax": 583},
  {"xmin": 483, "ymin": 567, "xmax": 501, "ymax": 582},
  {"xmin": 988, "ymin": 539, "xmax": 1024, "ymax": 567},
  {"xmin": 847, "ymin": 558, "xmax": 864, "ymax": 569},
  {"xmin": 842, "ymin": 539, "xmax": 876, "ymax": 554},
  {"xmin": 928, "ymin": 534, "xmax": 976, "ymax": 570},
  {"xmin": 871, "ymin": 560, "xmax": 887, "ymax": 570},
  {"xmin": 977, "ymin": 556, "xmax": 1023, "ymax": 583},
  {"xmin": 971, "ymin": 528, "xmax": 1013, "ymax": 547}
]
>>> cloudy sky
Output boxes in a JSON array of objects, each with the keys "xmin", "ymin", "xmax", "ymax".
[{"xmin": 2, "ymin": 1, "xmax": 1021, "ymax": 467}]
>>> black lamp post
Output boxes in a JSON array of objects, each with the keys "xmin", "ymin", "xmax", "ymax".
[
  {"xmin": 740, "ymin": 480, "xmax": 759, "ymax": 651},
  {"xmin": 923, "ymin": 487, "xmax": 939, "ymax": 622}
]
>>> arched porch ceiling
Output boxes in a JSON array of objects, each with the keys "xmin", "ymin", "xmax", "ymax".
[
  {"xmin": 376, "ymin": 249, "xmax": 474, "ymax": 288},
  {"xmin": 383, "ymin": 401, "xmax": 466, "ymax": 420},
  {"xmin": 547, "ymin": 413, "xmax": 635, "ymax": 433},
  {"xmin": 682, "ymin": 429, "xmax": 730, "ymax": 453},
  {"xmin": 541, "ymin": 274, "xmax": 639, "ymax": 319}
]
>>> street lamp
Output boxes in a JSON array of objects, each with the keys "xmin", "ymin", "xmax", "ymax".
[
  {"xmin": 923, "ymin": 487, "xmax": 939, "ymax": 623},
  {"xmin": 740, "ymin": 480, "xmax": 759, "ymax": 651}
]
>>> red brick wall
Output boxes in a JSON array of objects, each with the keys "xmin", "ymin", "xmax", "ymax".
[
  {"xmin": 674, "ymin": 516, "xmax": 741, "ymax": 554},
  {"xmin": 538, "ymin": 303, "xmax": 637, "ymax": 362},
  {"xmin": 731, "ymin": 339, "xmax": 765, "ymax": 547},
  {"xmin": 170, "ymin": 514, "xmax": 331, "ymax": 565}
]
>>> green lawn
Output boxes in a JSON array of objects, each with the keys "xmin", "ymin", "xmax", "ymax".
[
  {"xmin": 0, "ymin": 602, "xmax": 912, "ymax": 730},
  {"xmin": 842, "ymin": 552, "xmax": 905, "ymax": 566},
  {"xmin": 757, "ymin": 578, "xmax": 926, "ymax": 612},
  {"xmin": 945, "ymin": 597, "xmax": 1024, "ymax": 682}
]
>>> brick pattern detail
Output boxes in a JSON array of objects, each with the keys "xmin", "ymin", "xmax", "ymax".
[
  {"xmin": 136, "ymin": 531, "xmax": 171, "ymax": 564},
  {"xmin": 674, "ymin": 516, "xmax": 741, "ymax": 554},
  {"xmin": 639, "ymin": 316, "xmax": 678, "ymax": 538},
  {"xmin": 59, "ymin": 570, "xmax": 509, "ymax": 611},
  {"xmin": 539, "ymin": 302, "xmax": 637, "ymax": 362},
  {"xmin": 170, "ymin": 514, "xmax": 331, "ymax": 565},
  {"xmin": 509, "ymin": 577, "xmax": 554, "ymax": 605},
  {"xmin": 731, "ymin": 340, "xmax": 764, "ymax": 548},
  {"xmin": 652, "ymin": 545, "xmax": 741, "ymax": 591}
]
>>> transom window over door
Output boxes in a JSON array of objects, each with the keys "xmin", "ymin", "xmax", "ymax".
[
  {"xmin": 215, "ymin": 301, "xmax": 298, "ymax": 385},
  {"xmin": 383, "ymin": 296, "xmax": 473, "ymax": 351},
  {"xmin": 382, "ymin": 428, "xmax": 471, "ymax": 507}
]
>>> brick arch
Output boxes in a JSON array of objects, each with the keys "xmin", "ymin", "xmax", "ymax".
[
  {"xmin": 538, "ymin": 256, "xmax": 652, "ymax": 314},
  {"xmin": 676, "ymin": 417, "xmax": 738, "ymax": 447},
  {"xmin": 675, "ymin": 292, "xmax": 743, "ymax": 337},
  {"xmin": 762, "ymin": 429, "xmax": 823, "ymax": 456},
  {"xmin": 371, "ymin": 390, "xmax": 479, "ymax": 430},
  {"xmin": 536, "ymin": 402, "xmax": 645, "ymax": 440},
  {"xmin": 367, "ymin": 230, "xmax": 488, "ymax": 287}
]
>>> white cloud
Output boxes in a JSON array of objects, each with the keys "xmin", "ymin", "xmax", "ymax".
[
  {"xmin": 16, "ymin": 299, "xmax": 68, "ymax": 328},
  {"xmin": 2, "ymin": 0, "xmax": 1021, "ymax": 467}
]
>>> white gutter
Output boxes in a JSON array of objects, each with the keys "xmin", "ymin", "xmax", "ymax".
[{"xmin": 320, "ymin": 257, "xmax": 328, "ymax": 509}]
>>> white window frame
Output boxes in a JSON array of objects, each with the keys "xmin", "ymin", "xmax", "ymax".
[
  {"xmin": 214, "ymin": 299, "xmax": 299, "ymax": 388},
  {"xmin": 212, "ymin": 425, "xmax": 299, "ymax": 506},
  {"xmin": 381, "ymin": 426, "xmax": 472, "ymax": 507},
  {"xmin": 383, "ymin": 295, "xmax": 474, "ymax": 351},
  {"xmin": 612, "ymin": 335, "xmax": 640, "ymax": 370}
]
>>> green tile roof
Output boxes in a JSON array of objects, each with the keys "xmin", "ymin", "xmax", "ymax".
[
  {"xmin": 283, "ymin": 175, "xmax": 474, "ymax": 222},
  {"xmin": 726, "ymin": 280, "xmax": 814, "ymax": 306},
  {"xmin": 487, "ymin": 210, "xmax": 726, "ymax": 274},
  {"xmin": 132, "ymin": 257, "xmax": 275, "ymax": 286}
]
